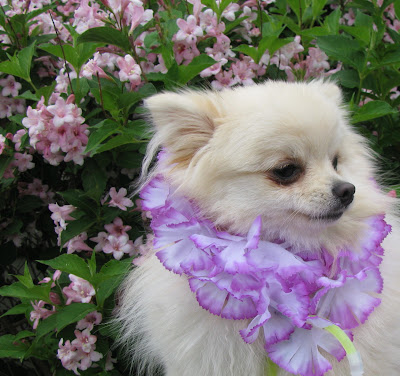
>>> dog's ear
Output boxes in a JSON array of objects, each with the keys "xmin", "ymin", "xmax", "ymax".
[
  {"xmin": 144, "ymin": 90, "xmax": 221, "ymax": 166},
  {"xmin": 312, "ymin": 80, "xmax": 342, "ymax": 104}
]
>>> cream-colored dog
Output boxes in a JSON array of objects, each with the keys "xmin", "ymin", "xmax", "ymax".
[{"xmin": 116, "ymin": 81, "xmax": 400, "ymax": 376}]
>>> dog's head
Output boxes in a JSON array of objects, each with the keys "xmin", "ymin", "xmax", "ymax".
[{"xmin": 143, "ymin": 81, "xmax": 390, "ymax": 253}]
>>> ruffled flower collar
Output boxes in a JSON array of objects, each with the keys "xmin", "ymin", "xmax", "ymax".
[{"xmin": 140, "ymin": 174, "xmax": 390, "ymax": 376}]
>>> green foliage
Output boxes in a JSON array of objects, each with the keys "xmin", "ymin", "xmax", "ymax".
[{"xmin": 0, "ymin": 0, "xmax": 399, "ymax": 375}]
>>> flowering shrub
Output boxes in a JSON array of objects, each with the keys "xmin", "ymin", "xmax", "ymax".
[{"xmin": 0, "ymin": 0, "xmax": 399, "ymax": 374}]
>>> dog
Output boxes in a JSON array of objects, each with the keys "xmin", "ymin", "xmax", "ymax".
[{"xmin": 116, "ymin": 80, "xmax": 400, "ymax": 376}]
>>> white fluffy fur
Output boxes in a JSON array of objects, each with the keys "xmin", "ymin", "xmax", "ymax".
[{"xmin": 116, "ymin": 81, "xmax": 400, "ymax": 375}]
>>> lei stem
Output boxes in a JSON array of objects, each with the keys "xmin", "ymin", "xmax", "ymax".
[
  {"xmin": 323, "ymin": 324, "xmax": 364, "ymax": 376},
  {"xmin": 265, "ymin": 357, "xmax": 280, "ymax": 376}
]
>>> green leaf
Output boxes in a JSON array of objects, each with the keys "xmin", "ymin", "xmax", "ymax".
[
  {"xmin": 16, "ymin": 195, "xmax": 44, "ymax": 213},
  {"xmin": 0, "ymin": 42, "xmax": 35, "ymax": 83},
  {"xmin": 95, "ymin": 134, "xmax": 139, "ymax": 154},
  {"xmin": 0, "ymin": 282, "xmax": 51, "ymax": 303},
  {"xmin": 38, "ymin": 254, "xmax": 92, "ymax": 282},
  {"xmin": 224, "ymin": 16, "xmax": 249, "ymax": 34},
  {"xmin": 380, "ymin": 49, "xmax": 400, "ymax": 65},
  {"xmin": 81, "ymin": 159, "xmax": 108, "ymax": 202},
  {"xmin": 77, "ymin": 27, "xmax": 131, "ymax": 52},
  {"xmin": 85, "ymin": 120, "xmax": 121, "ymax": 154},
  {"xmin": 324, "ymin": 8, "xmax": 341, "ymax": 34},
  {"xmin": 177, "ymin": 54, "xmax": 216, "ymax": 85},
  {"xmin": 96, "ymin": 276, "xmax": 123, "ymax": 307},
  {"xmin": 0, "ymin": 335, "xmax": 30, "ymax": 359},
  {"xmin": 258, "ymin": 37, "xmax": 293, "ymax": 60},
  {"xmin": 201, "ymin": 0, "xmax": 218, "ymax": 13},
  {"xmin": 36, "ymin": 303, "xmax": 97, "ymax": 339},
  {"xmin": 0, "ymin": 303, "xmax": 31, "ymax": 318},
  {"xmin": 0, "ymin": 156, "xmax": 14, "ymax": 179},
  {"xmin": 312, "ymin": 0, "xmax": 328, "ymax": 20},
  {"xmin": 352, "ymin": 101, "xmax": 397, "ymax": 123},
  {"xmin": 13, "ymin": 263, "xmax": 34, "ymax": 289},
  {"xmin": 317, "ymin": 35, "xmax": 365, "ymax": 70},
  {"xmin": 233, "ymin": 45, "xmax": 258, "ymax": 62},
  {"xmin": 88, "ymin": 251, "xmax": 96, "ymax": 277},
  {"xmin": 59, "ymin": 190, "xmax": 98, "ymax": 215},
  {"xmin": 332, "ymin": 69, "xmax": 360, "ymax": 88},
  {"xmin": 119, "ymin": 83, "xmax": 157, "ymax": 112},
  {"xmin": 59, "ymin": 215, "xmax": 97, "ymax": 247},
  {"xmin": 116, "ymin": 151, "xmax": 144, "ymax": 169}
]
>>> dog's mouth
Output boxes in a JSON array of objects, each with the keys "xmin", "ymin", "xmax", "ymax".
[{"xmin": 309, "ymin": 211, "xmax": 344, "ymax": 222}]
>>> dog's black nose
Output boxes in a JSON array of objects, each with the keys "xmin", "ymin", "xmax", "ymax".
[{"xmin": 332, "ymin": 182, "xmax": 355, "ymax": 207}]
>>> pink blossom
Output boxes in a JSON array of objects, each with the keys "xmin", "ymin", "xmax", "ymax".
[
  {"xmin": 73, "ymin": 0, "xmax": 105, "ymax": 33},
  {"xmin": 30, "ymin": 300, "xmax": 55, "ymax": 329},
  {"xmin": 49, "ymin": 203, "xmax": 75, "ymax": 230},
  {"xmin": 63, "ymin": 275, "xmax": 96, "ymax": 304},
  {"xmin": 132, "ymin": 234, "xmax": 154, "ymax": 266},
  {"xmin": 103, "ymin": 234, "xmax": 134, "ymax": 260},
  {"xmin": 0, "ymin": 75, "xmax": 22, "ymax": 97},
  {"xmin": 65, "ymin": 232, "xmax": 93, "ymax": 254},
  {"xmin": 173, "ymin": 40, "xmax": 200, "ymax": 65},
  {"xmin": 90, "ymin": 231, "xmax": 109, "ymax": 252},
  {"xmin": 12, "ymin": 129, "xmax": 26, "ymax": 151},
  {"xmin": 72, "ymin": 329, "xmax": 97, "ymax": 353},
  {"xmin": 76, "ymin": 311, "xmax": 102, "ymax": 330},
  {"xmin": 79, "ymin": 348, "xmax": 103, "ymax": 371},
  {"xmin": 104, "ymin": 217, "xmax": 132, "ymax": 236},
  {"xmin": 0, "ymin": 134, "xmax": 6, "ymax": 155},
  {"xmin": 116, "ymin": 55, "xmax": 142, "ymax": 87},
  {"xmin": 105, "ymin": 351, "xmax": 117, "ymax": 371},
  {"xmin": 57, "ymin": 339, "xmax": 81, "ymax": 375},
  {"xmin": 211, "ymin": 69, "xmax": 238, "ymax": 90},
  {"xmin": 388, "ymin": 190, "xmax": 397, "ymax": 198},
  {"xmin": 13, "ymin": 152, "xmax": 35, "ymax": 172},
  {"xmin": 108, "ymin": 187, "xmax": 133, "ymax": 210},
  {"xmin": 176, "ymin": 15, "xmax": 203, "ymax": 44}
]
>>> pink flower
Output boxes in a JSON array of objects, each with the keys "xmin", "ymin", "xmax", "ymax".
[
  {"xmin": 211, "ymin": 69, "xmax": 238, "ymax": 90},
  {"xmin": 108, "ymin": 187, "xmax": 133, "ymax": 211},
  {"xmin": 176, "ymin": 15, "xmax": 203, "ymax": 44},
  {"xmin": 116, "ymin": 55, "xmax": 142, "ymax": 87},
  {"xmin": 173, "ymin": 40, "xmax": 200, "ymax": 65},
  {"xmin": 76, "ymin": 311, "xmax": 102, "ymax": 330},
  {"xmin": 49, "ymin": 203, "xmax": 75, "ymax": 230},
  {"xmin": 103, "ymin": 234, "xmax": 134, "ymax": 260},
  {"xmin": 13, "ymin": 152, "xmax": 35, "ymax": 172},
  {"xmin": 0, "ymin": 134, "xmax": 6, "ymax": 155},
  {"xmin": 105, "ymin": 351, "xmax": 117, "ymax": 371},
  {"xmin": 63, "ymin": 275, "xmax": 95, "ymax": 304},
  {"xmin": 30, "ymin": 300, "xmax": 55, "ymax": 329},
  {"xmin": 104, "ymin": 217, "xmax": 132, "ymax": 236},
  {"xmin": 65, "ymin": 232, "xmax": 93, "ymax": 254},
  {"xmin": 72, "ymin": 329, "xmax": 97, "ymax": 353},
  {"xmin": 90, "ymin": 231, "xmax": 109, "ymax": 252},
  {"xmin": 0, "ymin": 75, "xmax": 22, "ymax": 97},
  {"xmin": 12, "ymin": 129, "xmax": 27, "ymax": 151},
  {"xmin": 57, "ymin": 339, "xmax": 81, "ymax": 375}
]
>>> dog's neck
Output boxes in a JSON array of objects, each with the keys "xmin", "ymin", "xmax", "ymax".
[{"xmin": 139, "ymin": 174, "xmax": 390, "ymax": 376}]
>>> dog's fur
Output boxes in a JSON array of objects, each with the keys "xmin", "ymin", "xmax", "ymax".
[{"xmin": 116, "ymin": 81, "xmax": 400, "ymax": 375}]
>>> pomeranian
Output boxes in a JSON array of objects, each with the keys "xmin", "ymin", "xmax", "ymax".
[{"xmin": 116, "ymin": 81, "xmax": 400, "ymax": 376}]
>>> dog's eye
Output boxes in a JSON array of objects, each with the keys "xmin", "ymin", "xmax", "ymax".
[
  {"xmin": 272, "ymin": 164, "xmax": 302, "ymax": 184},
  {"xmin": 332, "ymin": 155, "xmax": 338, "ymax": 170}
]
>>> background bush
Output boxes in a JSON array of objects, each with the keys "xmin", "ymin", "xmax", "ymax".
[{"xmin": 0, "ymin": 0, "xmax": 399, "ymax": 374}]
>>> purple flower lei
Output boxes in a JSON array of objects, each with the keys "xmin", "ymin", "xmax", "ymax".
[{"xmin": 140, "ymin": 175, "xmax": 391, "ymax": 376}]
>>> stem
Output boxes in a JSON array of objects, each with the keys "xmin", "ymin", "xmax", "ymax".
[
  {"xmin": 48, "ymin": 11, "xmax": 74, "ymax": 96},
  {"xmin": 257, "ymin": 0, "xmax": 263, "ymax": 40},
  {"xmin": 298, "ymin": 0, "xmax": 303, "ymax": 28},
  {"xmin": 96, "ymin": 72, "xmax": 109, "ymax": 119},
  {"xmin": 1, "ymin": 5, "xmax": 20, "ymax": 49}
]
